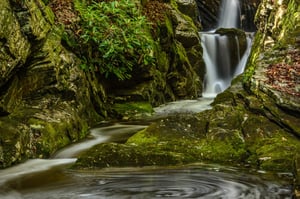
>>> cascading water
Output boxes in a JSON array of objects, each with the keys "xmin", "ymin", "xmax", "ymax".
[
  {"xmin": 218, "ymin": 0, "xmax": 240, "ymax": 28},
  {"xmin": 200, "ymin": 0, "xmax": 253, "ymax": 98}
]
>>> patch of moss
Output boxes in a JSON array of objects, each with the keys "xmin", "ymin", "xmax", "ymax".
[
  {"xmin": 74, "ymin": 128, "xmax": 249, "ymax": 169},
  {"xmin": 73, "ymin": 143, "xmax": 186, "ymax": 169},
  {"xmin": 28, "ymin": 115, "xmax": 89, "ymax": 157},
  {"xmin": 0, "ymin": 120, "xmax": 28, "ymax": 168},
  {"xmin": 127, "ymin": 128, "xmax": 159, "ymax": 145},
  {"xmin": 243, "ymin": 31, "xmax": 264, "ymax": 85},
  {"xmin": 199, "ymin": 136, "xmax": 248, "ymax": 163},
  {"xmin": 74, "ymin": 113, "xmax": 250, "ymax": 169},
  {"xmin": 252, "ymin": 131, "xmax": 300, "ymax": 172},
  {"xmin": 112, "ymin": 101, "xmax": 154, "ymax": 120}
]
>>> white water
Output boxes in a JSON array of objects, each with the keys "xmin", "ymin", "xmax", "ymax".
[
  {"xmin": 218, "ymin": 0, "xmax": 240, "ymax": 28},
  {"xmin": 0, "ymin": 124, "xmax": 147, "ymax": 188},
  {"xmin": 154, "ymin": 98, "xmax": 213, "ymax": 115},
  {"xmin": 53, "ymin": 124, "xmax": 147, "ymax": 158},
  {"xmin": 200, "ymin": 0, "xmax": 253, "ymax": 98}
]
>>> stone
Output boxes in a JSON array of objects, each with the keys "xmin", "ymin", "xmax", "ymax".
[{"xmin": 176, "ymin": 0, "xmax": 199, "ymax": 22}]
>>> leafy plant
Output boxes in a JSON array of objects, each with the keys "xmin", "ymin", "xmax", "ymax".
[{"xmin": 74, "ymin": 0, "xmax": 155, "ymax": 80}]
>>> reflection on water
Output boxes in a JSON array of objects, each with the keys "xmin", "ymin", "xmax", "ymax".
[{"xmin": 2, "ymin": 165, "xmax": 293, "ymax": 199}]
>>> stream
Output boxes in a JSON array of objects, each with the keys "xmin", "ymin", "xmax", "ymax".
[{"xmin": 0, "ymin": 99, "xmax": 295, "ymax": 199}]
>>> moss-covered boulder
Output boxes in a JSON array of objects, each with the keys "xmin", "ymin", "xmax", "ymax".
[{"xmin": 0, "ymin": 0, "xmax": 105, "ymax": 168}]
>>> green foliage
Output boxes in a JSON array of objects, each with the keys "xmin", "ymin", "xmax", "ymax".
[{"xmin": 74, "ymin": 0, "xmax": 155, "ymax": 80}]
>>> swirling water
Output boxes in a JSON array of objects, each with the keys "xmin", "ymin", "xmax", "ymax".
[
  {"xmin": 0, "ymin": 121, "xmax": 294, "ymax": 199},
  {"xmin": 1, "ymin": 164, "xmax": 293, "ymax": 199}
]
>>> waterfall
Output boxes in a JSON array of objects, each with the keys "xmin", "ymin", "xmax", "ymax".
[
  {"xmin": 200, "ymin": 0, "xmax": 253, "ymax": 98},
  {"xmin": 218, "ymin": 0, "xmax": 240, "ymax": 28}
]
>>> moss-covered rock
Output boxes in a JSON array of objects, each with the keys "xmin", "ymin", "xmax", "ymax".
[
  {"xmin": 0, "ymin": 0, "xmax": 105, "ymax": 168},
  {"xmin": 75, "ymin": 84, "xmax": 299, "ymax": 174},
  {"xmin": 111, "ymin": 101, "xmax": 154, "ymax": 120}
]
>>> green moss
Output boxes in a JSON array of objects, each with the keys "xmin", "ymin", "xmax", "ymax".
[
  {"xmin": 164, "ymin": 16, "xmax": 174, "ymax": 37},
  {"xmin": 275, "ymin": 0, "xmax": 299, "ymax": 45},
  {"xmin": 127, "ymin": 128, "xmax": 159, "ymax": 145},
  {"xmin": 74, "ymin": 129, "xmax": 249, "ymax": 169},
  {"xmin": 243, "ymin": 32, "xmax": 264, "ymax": 85},
  {"xmin": 27, "ymin": 0, "xmax": 53, "ymax": 40},
  {"xmin": 28, "ymin": 116, "xmax": 89, "ymax": 157},
  {"xmin": 112, "ymin": 101, "xmax": 154, "ymax": 119},
  {"xmin": 157, "ymin": 51, "xmax": 169, "ymax": 72},
  {"xmin": 74, "ymin": 115, "xmax": 250, "ymax": 169},
  {"xmin": 255, "ymin": 134, "xmax": 300, "ymax": 171},
  {"xmin": 211, "ymin": 90, "xmax": 236, "ymax": 105},
  {"xmin": 0, "ymin": 112, "xmax": 35, "ymax": 168},
  {"xmin": 241, "ymin": 113, "xmax": 300, "ymax": 171},
  {"xmin": 73, "ymin": 143, "xmax": 187, "ymax": 169},
  {"xmin": 199, "ymin": 138, "xmax": 247, "ymax": 163}
]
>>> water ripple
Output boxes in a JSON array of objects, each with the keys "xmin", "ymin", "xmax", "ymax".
[
  {"xmin": 84, "ymin": 170, "xmax": 290, "ymax": 199},
  {"xmin": 15, "ymin": 167, "xmax": 292, "ymax": 199}
]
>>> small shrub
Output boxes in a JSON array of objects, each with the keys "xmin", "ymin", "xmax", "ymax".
[{"xmin": 74, "ymin": 0, "xmax": 155, "ymax": 80}]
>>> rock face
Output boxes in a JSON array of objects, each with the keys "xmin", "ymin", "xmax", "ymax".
[{"xmin": 0, "ymin": 0, "xmax": 105, "ymax": 168}]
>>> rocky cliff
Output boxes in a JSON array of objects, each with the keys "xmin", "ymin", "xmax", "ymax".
[{"xmin": 0, "ymin": 0, "xmax": 108, "ymax": 168}]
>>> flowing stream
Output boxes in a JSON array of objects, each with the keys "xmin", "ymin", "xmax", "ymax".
[{"xmin": 0, "ymin": 121, "xmax": 294, "ymax": 199}]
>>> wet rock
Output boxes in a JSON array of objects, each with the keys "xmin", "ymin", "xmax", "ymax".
[{"xmin": 176, "ymin": 0, "xmax": 199, "ymax": 23}]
